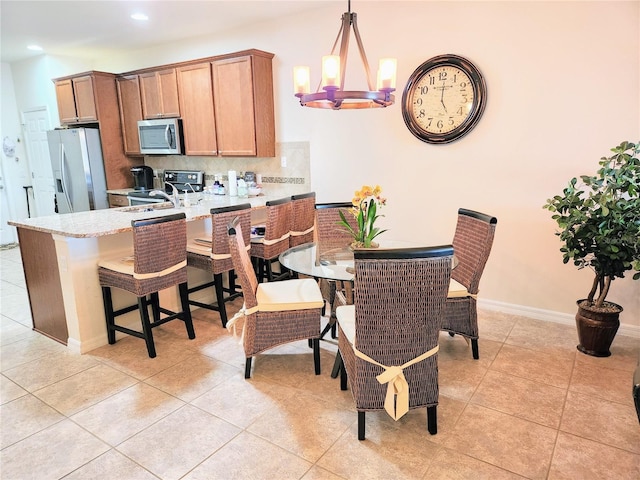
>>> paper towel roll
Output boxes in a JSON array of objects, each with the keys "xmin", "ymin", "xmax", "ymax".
[{"xmin": 228, "ymin": 170, "xmax": 238, "ymax": 196}]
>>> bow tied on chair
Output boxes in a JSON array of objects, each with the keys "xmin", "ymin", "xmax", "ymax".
[{"xmin": 354, "ymin": 344, "xmax": 439, "ymax": 421}]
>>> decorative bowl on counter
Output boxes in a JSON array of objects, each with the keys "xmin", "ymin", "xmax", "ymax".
[{"xmin": 248, "ymin": 187, "xmax": 262, "ymax": 196}]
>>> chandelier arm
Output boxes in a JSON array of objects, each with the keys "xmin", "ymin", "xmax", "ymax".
[
  {"xmin": 338, "ymin": 12, "xmax": 353, "ymax": 91},
  {"xmin": 351, "ymin": 12, "xmax": 375, "ymax": 91}
]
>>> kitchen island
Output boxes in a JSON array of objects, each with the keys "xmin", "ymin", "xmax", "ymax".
[{"xmin": 8, "ymin": 194, "xmax": 281, "ymax": 353}]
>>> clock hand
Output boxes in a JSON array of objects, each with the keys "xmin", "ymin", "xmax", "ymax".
[{"xmin": 440, "ymin": 82, "xmax": 447, "ymax": 113}]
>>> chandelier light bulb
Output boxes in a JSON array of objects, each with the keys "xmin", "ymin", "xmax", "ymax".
[
  {"xmin": 321, "ymin": 55, "xmax": 341, "ymax": 89},
  {"xmin": 293, "ymin": 66, "xmax": 311, "ymax": 95},
  {"xmin": 377, "ymin": 58, "xmax": 397, "ymax": 91}
]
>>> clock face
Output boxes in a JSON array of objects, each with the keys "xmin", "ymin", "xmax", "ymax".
[{"xmin": 402, "ymin": 55, "xmax": 487, "ymax": 144}]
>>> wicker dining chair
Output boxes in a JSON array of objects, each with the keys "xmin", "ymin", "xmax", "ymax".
[
  {"xmin": 441, "ymin": 208, "xmax": 498, "ymax": 360},
  {"xmin": 186, "ymin": 204, "xmax": 252, "ymax": 327},
  {"xmin": 227, "ymin": 217, "xmax": 324, "ymax": 378},
  {"xmin": 250, "ymin": 196, "xmax": 292, "ymax": 282},
  {"xmin": 98, "ymin": 213, "xmax": 195, "ymax": 358},
  {"xmin": 290, "ymin": 192, "xmax": 316, "ymax": 248},
  {"xmin": 336, "ymin": 245, "xmax": 454, "ymax": 440},
  {"xmin": 315, "ymin": 202, "xmax": 358, "ymax": 338}
]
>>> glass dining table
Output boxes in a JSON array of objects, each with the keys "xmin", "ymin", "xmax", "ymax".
[{"xmin": 278, "ymin": 240, "xmax": 425, "ymax": 282}]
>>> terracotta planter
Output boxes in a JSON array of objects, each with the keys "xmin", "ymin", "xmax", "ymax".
[{"xmin": 575, "ymin": 299, "xmax": 622, "ymax": 357}]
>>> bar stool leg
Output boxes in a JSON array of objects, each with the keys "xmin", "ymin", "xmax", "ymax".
[
  {"xmin": 101, "ymin": 287, "xmax": 116, "ymax": 345},
  {"xmin": 178, "ymin": 282, "xmax": 196, "ymax": 339},
  {"xmin": 213, "ymin": 273, "xmax": 228, "ymax": 327},
  {"xmin": 150, "ymin": 292, "xmax": 161, "ymax": 322},
  {"xmin": 138, "ymin": 296, "xmax": 157, "ymax": 358}
]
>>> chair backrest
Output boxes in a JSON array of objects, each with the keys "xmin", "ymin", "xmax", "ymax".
[
  {"xmin": 451, "ymin": 208, "xmax": 497, "ymax": 294},
  {"xmin": 259, "ymin": 197, "xmax": 292, "ymax": 258},
  {"xmin": 315, "ymin": 202, "xmax": 358, "ymax": 251},
  {"xmin": 290, "ymin": 192, "xmax": 316, "ymax": 247},
  {"xmin": 209, "ymin": 203, "xmax": 252, "ymax": 274},
  {"xmin": 353, "ymin": 246, "xmax": 454, "ymax": 360},
  {"xmin": 227, "ymin": 217, "xmax": 259, "ymax": 308},
  {"xmin": 132, "ymin": 213, "xmax": 187, "ymax": 276}
]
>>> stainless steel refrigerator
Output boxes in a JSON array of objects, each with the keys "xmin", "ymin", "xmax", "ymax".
[{"xmin": 47, "ymin": 128, "xmax": 109, "ymax": 213}]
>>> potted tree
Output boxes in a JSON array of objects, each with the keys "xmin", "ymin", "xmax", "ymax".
[{"xmin": 543, "ymin": 140, "xmax": 640, "ymax": 357}]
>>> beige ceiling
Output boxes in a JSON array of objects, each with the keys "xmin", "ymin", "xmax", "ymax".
[{"xmin": 0, "ymin": 0, "xmax": 335, "ymax": 63}]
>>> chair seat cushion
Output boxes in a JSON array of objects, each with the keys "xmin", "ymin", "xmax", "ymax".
[
  {"xmin": 256, "ymin": 278, "xmax": 324, "ymax": 312},
  {"xmin": 448, "ymin": 278, "xmax": 469, "ymax": 298},
  {"xmin": 186, "ymin": 238, "xmax": 212, "ymax": 255},
  {"xmin": 98, "ymin": 255, "xmax": 135, "ymax": 275},
  {"xmin": 336, "ymin": 305, "xmax": 355, "ymax": 344}
]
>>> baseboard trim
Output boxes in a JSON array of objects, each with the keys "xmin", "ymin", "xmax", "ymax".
[{"xmin": 478, "ymin": 299, "xmax": 640, "ymax": 339}]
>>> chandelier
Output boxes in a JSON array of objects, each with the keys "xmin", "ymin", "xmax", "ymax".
[{"xmin": 293, "ymin": 1, "xmax": 396, "ymax": 109}]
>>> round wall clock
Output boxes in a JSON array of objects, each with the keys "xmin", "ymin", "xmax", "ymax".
[{"xmin": 402, "ymin": 54, "xmax": 487, "ymax": 144}]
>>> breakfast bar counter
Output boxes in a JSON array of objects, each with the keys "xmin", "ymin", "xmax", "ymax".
[{"xmin": 8, "ymin": 194, "xmax": 282, "ymax": 353}]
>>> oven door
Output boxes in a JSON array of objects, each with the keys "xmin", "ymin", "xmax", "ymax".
[{"xmin": 127, "ymin": 192, "xmax": 168, "ymax": 206}]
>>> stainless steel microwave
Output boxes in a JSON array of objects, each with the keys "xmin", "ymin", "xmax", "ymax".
[{"xmin": 138, "ymin": 118, "xmax": 182, "ymax": 155}]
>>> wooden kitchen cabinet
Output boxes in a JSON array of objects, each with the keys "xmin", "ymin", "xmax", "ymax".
[
  {"xmin": 107, "ymin": 193, "xmax": 130, "ymax": 207},
  {"xmin": 54, "ymin": 75, "xmax": 98, "ymax": 124},
  {"xmin": 139, "ymin": 69, "xmax": 180, "ymax": 119},
  {"xmin": 212, "ymin": 53, "xmax": 275, "ymax": 157},
  {"xmin": 52, "ymin": 71, "xmax": 143, "ymax": 189},
  {"xmin": 177, "ymin": 63, "xmax": 217, "ymax": 156},
  {"xmin": 116, "ymin": 74, "xmax": 143, "ymax": 155}
]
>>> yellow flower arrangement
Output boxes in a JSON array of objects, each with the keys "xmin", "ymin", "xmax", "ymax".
[{"xmin": 339, "ymin": 185, "xmax": 387, "ymax": 248}]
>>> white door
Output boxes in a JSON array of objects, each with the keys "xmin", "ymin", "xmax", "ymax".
[
  {"xmin": 0, "ymin": 161, "xmax": 17, "ymax": 245},
  {"xmin": 22, "ymin": 108, "xmax": 55, "ymax": 217}
]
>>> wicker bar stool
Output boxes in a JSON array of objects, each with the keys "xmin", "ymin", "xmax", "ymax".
[
  {"xmin": 250, "ymin": 196, "xmax": 292, "ymax": 282},
  {"xmin": 315, "ymin": 202, "xmax": 358, "ymax": 338},
  {"xmin": 227, "ymin": 217, "xmax": 324, "ymax": 378},
  {"xmin": 186, "ymin": 204, "xmax": 252, "ymax": 327},
  {"xmin": 98, "ymin": 213, "xmax": 195, "ymax": 358},
  {"xmin": 290, "ymin": 192, "xmax": 316, "ymax": 248},
  {"xmin": 336, "ymin": 245, "xmax": 454, "ymax": 440},
  {"xmin": 441, "ymin": 208, "xmax": 497, "ymax": 359}
]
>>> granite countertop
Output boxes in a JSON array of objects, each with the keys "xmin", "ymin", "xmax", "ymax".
[
  {"xmin": 8, "ymin": 194, "xmax": 274, "ymax": 238},
  {"xmin": 106, "ymin": 188, "xmax": 136, "ymax": 196}
]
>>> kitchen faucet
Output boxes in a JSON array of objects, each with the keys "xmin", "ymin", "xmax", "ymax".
[{"xmin": 150, "ymin": 182, "xmax": 180, "ymax": 208}]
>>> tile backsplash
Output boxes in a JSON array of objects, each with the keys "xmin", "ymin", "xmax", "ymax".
[{"xmin": 144, "ymin": 142, "xmax": 310, "ymax": 198}]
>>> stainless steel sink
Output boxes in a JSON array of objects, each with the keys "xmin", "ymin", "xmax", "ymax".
[{"xmin": 117, "ymin": 202, "xmax": 176, "ymax": 213}]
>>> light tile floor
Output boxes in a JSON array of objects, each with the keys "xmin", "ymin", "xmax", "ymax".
[{"xmin": 1, "ymin": 244, "xmax": 639, "ymax": 480}]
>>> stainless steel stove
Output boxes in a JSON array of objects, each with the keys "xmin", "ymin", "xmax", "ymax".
[
  {"xmin": 163, "ymin": 170, "xmax": 205, "ymax": 194},
  {"xmin": 127, "ymin": 169, "xmax": 205, "ymax": 205}
]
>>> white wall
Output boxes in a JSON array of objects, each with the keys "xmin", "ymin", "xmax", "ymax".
[{"xmin": 3, "ymin": 1, "xmax": 639, "ymax": 331}]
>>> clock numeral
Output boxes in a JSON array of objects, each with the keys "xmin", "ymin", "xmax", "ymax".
[
  {"xmin": 438, "ymin": 71, "xmax": 447, "ymax": 81},
  {"xmin": 436, "ymin": 119, "xmax": 444, "ymax": 129},
  {"xmin": 414, "ymin": 97, "xmax": 423, "ymax": 107},
  {"xmin": 448, "ymin": 117, "xmax": 455, "ymax": 126},
  {"xmin": 461, "ymin": 95, "xmax": 468, "ymax": 104},
  {"xmin": 456, "ymin": 106, "xmax": 464, "ymax": 116},
  {"xmin": 417, "ymin": 109, "xmax": 426, "ymax": 119},
  {"xmin": 460, "ymin": 81, "xmax": 467, "ymax": 90},
  {"xmin": 419, "ymin": 86, "xmax": 428, "ymax": 95},
  {"xmin": 429, "ymin": 76, "xmax": 436, "ymax": 86}
]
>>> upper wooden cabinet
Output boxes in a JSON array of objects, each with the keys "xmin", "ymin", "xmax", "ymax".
[
  {"xmin": 116, "ymin": 75, "xmax": 143, "ymax": 155},
  {"xmin": 54, "ymin": 75, "xmax": 98, "ymax": 124},
  {"xmin": 212, "ymin": 54, "xmax": 275, "ymax": 157},
  {"xmin": 116, "ymin": 49, "xmax": 275, "ymax": 157},
  {"xmin": 52, "ymin": 71, "xmax": 143, "ymax": 189},
  {"xmin": 139, "ymin": 69, "xmax": 180, "ymax": 119},
  {"xmin": 177, "ymin": 63, "xmax": 217, "ymax": 156}
]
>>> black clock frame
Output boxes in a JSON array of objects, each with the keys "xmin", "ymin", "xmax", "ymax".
[{"xmin": 402, "ymin": 54, "xmax": 487, "ymax": 144}]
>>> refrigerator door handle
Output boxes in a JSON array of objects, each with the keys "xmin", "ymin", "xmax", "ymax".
[{"xmin": 59, "ymin": 143, "xmax": 74, "ymax": 213}]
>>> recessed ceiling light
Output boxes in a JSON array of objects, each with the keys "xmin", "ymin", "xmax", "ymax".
[
  {"xmin": 27, "ymin": 45, "xmax": 43, "ymax": 51},
  {"xmin": 131, "ymin": 13, "xmax": 149, "ymax": 21}
]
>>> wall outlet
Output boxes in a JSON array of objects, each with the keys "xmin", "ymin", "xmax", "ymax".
[{"xmin": 281, "ymin": 156, "xmax": 287, "ymax": 167}]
